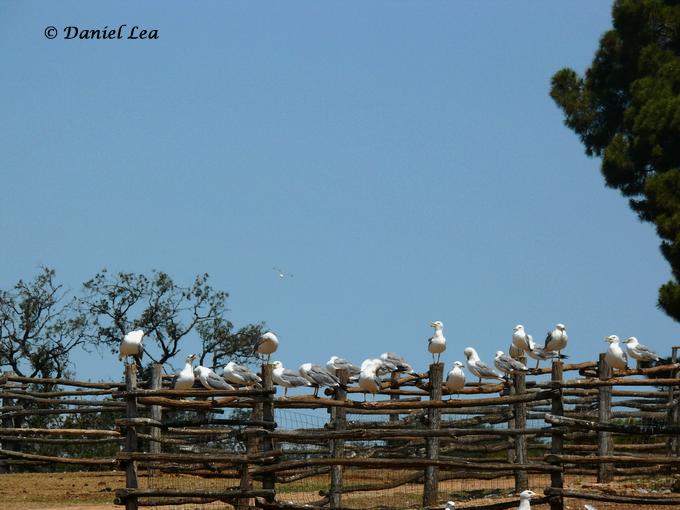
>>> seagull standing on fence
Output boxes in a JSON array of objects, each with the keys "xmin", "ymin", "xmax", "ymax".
[
  {"xmin": 605, "ymin": 335, "xmax": 628, "ymax": 370},
  {"xmin": 512, "ymin": 325, "xmax": 534, "ymax": 352},
  {"xmin": 445, "ymin": 361, "xmax": 465, "ymax": 398},
  {"xmin": 379, "ymin": 352, "xmax": 415, "ymax": 375},
  {"xmin": 544, "ymin": 323, "xmax": 568, "ymax": 358},
  {"xmin": 527, "ymin": 345, "xmax": 567, "ymax": 369},
  {"xmin": 358, "ymin": 358, "xmax": 383, "ymax": 401},
  {"xmin": 326, "ymin": 356, "xmax": 361, "ymax": 381},
  {"xmin": 272, "ymin": 361, "xmax": 310, "ymax": 397},
  {"xmin": 254, "ymin": 331, "xmax": 279, "ymax": 363},
  {"xmin": 428, "ymin": 321, "xmax": 446, "ymax": 363},
  {"xmin": 299, "ymin": 363, "xmax": 342, "ymax": 398},
  {"xmin": 194, "ymin": 365, "xmax": 234, "ymax": 390},
  {"xmin": 172, "ymin": 354, "xmax": 197, "ymax": 390},
  {"xmin": 494, "ymin": 351, "xmax": 529, "ymax": 378},
  {"xmin": 119, "ymin": 329, "xmax": 144, "ymax": 363},
  {"xmin": 464, "ymin": 347, "xmax": 504, "ymax": 383},
  {"xmin": 624, "ymin": 336, "xmax": 661, "ymax": 363},
  {"xmin": 517, "ymin": 490, "xmax": 536, "ymax": 510},
  {"xmin": 223, "ymin": 361, "xmax": 262, "ymax": 387}
]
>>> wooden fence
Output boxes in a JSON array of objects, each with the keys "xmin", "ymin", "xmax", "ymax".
[{"xmin": 1, "ymin": 348, "xmax": 680, "ymax": 509}]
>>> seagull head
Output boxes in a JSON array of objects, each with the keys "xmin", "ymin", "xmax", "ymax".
[
  {"xmin": 519, "ymin": 490, "xmax": 536, "ymax": 500},
  {"xmin": 453, "ymin": 361, "xmax": 464, "ymax": 368},
  {"xmin": 556, "ymin": 323, "xmax": 566, "ymax": 331},
  {"xmin": 430, "ymin": 321, "xmax": 444, "ymax": 330},
  {"xmin": 185, "ymin": 353, "xmax": 197, "ymax": 364},
  {"xmin": 514, "ymin": 325, "xmax": 524, "ymax": 332},
  {"xmin": 495, "ymin": 351, "xmax": 504, "ymax": 358},
  {"xmin": 604, "ymin": 335, "xmax": 620, "ymax": 344},
  {"xmin": 463, "ymin": 347, "xmax": 476, "ymax": 360},
  {"xmin": 445, "ymin": 501, "xmax": 456, "ymax": 510},
  {"xmin": 271, "ymin": 361, "xmax": 283, "ymax": 369},
  {"xmin": 624, "ymin": 336, "xmax": 638, "ymax": 345}
]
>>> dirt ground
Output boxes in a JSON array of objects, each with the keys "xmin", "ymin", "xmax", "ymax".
[{"xmin": 0, "ymin": 471, "xmax": 677, "ymax": 510}]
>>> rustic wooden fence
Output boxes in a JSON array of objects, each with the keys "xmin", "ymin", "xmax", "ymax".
[{"xmin": 1, "ymin": 347, "xmax": 680, "ymax": 509}]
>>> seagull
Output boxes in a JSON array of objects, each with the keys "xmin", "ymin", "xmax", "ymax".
[
  {"xmin": 273, "ymin": 267, "xmax": 293, "ymax": 279},
  {"xmin": 223, "ymin": 361, "xmax": 262, "ymax": 387},
  {"xmin": 445, "ymin": 361, "xmax": 465, "ymax": 398},
  {"xmin": 119, "ymin": 330, "xmax": 144, "ymax": 363},
  {"xmin": 463, "ymin": 347, "xmax": 504, "ymax": 383},
  {"xmin": 272, "ymin": 361, "xmax": 310, "ymax": 397},
  {"xmin": 494, "ymin": 351, "xmax": 529, "ymax": 377},
  {"xmin": 445, "ymin": 502, "xmax": 456, "ymax": 510},
  {"xmin": 326, "ymin": 356, "xmax": 361, "ymax": 381},
  {"xmin": 428, "ymin": 321, "xmax": 446, "ymax": 363},
  {"xmin": 544, "ymin": 323, "xmax": 568, "ymax": 357},
  {"xmin": 527, "ymin": 345, "xmax": 568, "ymax": 369},
  {"xmin": 512, "ymin": 325, "xmax": 534, "ymax": 352},
  {"xmin": 254, "ymin": 331, "xmax": 279, "ymax": 363},
  {"xmin": 358, "ymin": 358, "xmax": 383, "ymax": 400},
  {"xmin": 624, "ymin": 336, "xmax": 660, "ymax": 363},
  {"xmin": 194, "ymin": 365, "xmax": 235, "ymax": 390},
  {"xmin": 584, "ymin": 505, "xmax": 598, "ymax": 510},
  {"xmin": 518, "ymin": 490, "xmax": 536, "ymax": 510},
  {"xmin": 299, "ymin": 363, "xmax": 341, "ymax": 397},
  {"xmin": 172, "ymin": 354, "xmax": 197, "ymax": 390},
  {"xmin": 605, "ymin": 335, "xmax": 628, "ymax": 370},
  {"xmin": 379, "ymin": 352, "xmax": 414, "ymax": 374}
]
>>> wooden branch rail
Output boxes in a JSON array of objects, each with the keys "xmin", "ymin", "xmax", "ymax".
[
  {"xmin": 117, "ymin": 451, "xmax": 281, "ymax": 464},
  {"xmin": 114, "ymin": 488, "xmax": 274, "ymax": 500},
  {"xmin": 113, "ymin": 388, "xmax": 273, "ymax": 398},
  {"xmin": 546, "ymin": 453, "xmax": 680, "ymax": 465},
  {"xmin": 0, "ymin": 448, "xmax": 116, "ymax": 465},
  {"xmin": 1, "ymin": 374, "xmax": 126, "ymax": 389},
  {"xmin": 0, "ymin": 426, "xmax": 120, "ymax": 437},
  {"xmin": 545, "ymin": 412, "xmax": 680, "ymax": 434},
  {"xmin": 544, "ymin": 487, "xmax": 680, "ymax": 505}
]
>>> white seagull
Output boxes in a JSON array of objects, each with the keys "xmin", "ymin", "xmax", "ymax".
[
  {"xmin": 605, "ymin": 335, "xmax": 628, "ymax": 370},
  {"xmin": 172, "ymin": 354, "xmax": 197, "ymax": 390},
  {"xmin": 299, "ymin": 363, "xmax": 341, "ymax": 397},
  {"xmin": 272, "ymin": 361, "xmax": 310, "ymax": 397},
  {"xmin": 379, "ymin": 352, "xmax": 414, "ymax": 374},
  {"xmin": 544, "ymin": 323, "xmax": 568, "ymax": 357},
  {"xmin": 624, "ymin": 336, "xmax": 660, "ymax": 363},
  {"xmin": 358, "ymin": 358, "xmax": 383, "ymax": 400},
  {"xmin": 326, "ymin": 356, "xmax": 361, "ymax": 381},
  {"xmin": 512, "ymin": 325, "xmax": 534, "ymax": 352},
  {"xmin": 119, "ymin": 329, "xmax": 144, "ymax": 363},
  {"xmin": 464, "ymin": 347, "xmax": 504, "ymax": 383},
  {"xmin": 273, "ymin": 267, "xmax": 293, "ymax": 279},
  {"xmin": 194, "ymin": 365, "xmax": 235, "ymax": 390},
  {"xmin": 255, "ymin": 331, "xmax": 279, "ymax": 363},
  {"xmin": 445, "ymin": 502, "xmax": 456, "ymax": 510},
  {"xmin": 428, "ymin": 321, "xmax": 446, "ymax": 363},
  {"xmin": 223, "ymin": 361, "xmax": 262, "ymax": 387},
  {"xmin": 518, "ymin": 490, "xmax": 536, "ymax": 510},
  {"xmin": 527, "ymin": 345, "xmax": 568, "ymax": 369},
  {"xmin": 445, "ymin": 361, "xmax": 465, "ymax": 398},
  {"xmin": 495, "ymin": 351, "xmax": 529, "ymax": 377}
]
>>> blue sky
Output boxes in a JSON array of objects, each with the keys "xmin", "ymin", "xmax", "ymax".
[{"xmin": 1, "ymin": 2, "xmax": 676, "ymax": 383}]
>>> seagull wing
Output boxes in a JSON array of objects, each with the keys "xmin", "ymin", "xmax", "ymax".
[{"xmin": 206, "ymin": 369, "xmax": 234, "ymax": 390}]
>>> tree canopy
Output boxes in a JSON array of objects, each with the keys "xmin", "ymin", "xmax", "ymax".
[{"xmin": 550, "ymin": 0, "xmax": 680, "ymax": 321}]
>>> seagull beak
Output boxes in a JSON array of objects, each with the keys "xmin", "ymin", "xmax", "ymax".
[{"xmin": 430, "ymin": 322, "xmax": 435, "ymax": 327}]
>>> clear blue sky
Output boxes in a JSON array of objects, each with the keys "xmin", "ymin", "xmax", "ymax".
[{"xmin": 1, "ymin": 2, "xmax": 676, "ymax": 382}]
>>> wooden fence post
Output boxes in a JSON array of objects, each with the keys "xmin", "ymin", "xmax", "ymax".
[
  {"xmin": 389, "ymin": 371, "xmax": 400, "ymax": 424},
  {"xmin": 513, "ymin": 358, "xmax": 528, "ymax": 492},
  {"xmin": 149, "ymin": 365, "xmax": 162, "ymax": 456},
  {"xmin": 668, "ymin": 346, "xmax": 680, "ymax": 461},
  {"xmin": 124, "ymin": 364, "xmax": 139, "ymax": 510},
  {"xmin": 597, "ymin": 353, "xmax": 613, "ymax": 483},
  {"xmin": 261, "ymin": 364, "xmax": 275, "ymax": 502},
  {"xmin": 423, "ymin": 362, "xmax": 443, "ymax": 508},
  {"xmin": 330, "ymin": 368, "xmax": 348, "ymax": 509},
  {"xmin": 549, "ymin": 361, "xmax": 564, "ymax": 510}
]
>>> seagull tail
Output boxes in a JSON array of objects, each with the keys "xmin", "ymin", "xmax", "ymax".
[{"xmin": 558, "ymin": 353, "xmax": 569, "ymax": 359}]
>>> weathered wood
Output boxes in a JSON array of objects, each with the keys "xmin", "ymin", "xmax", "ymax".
[
  {"xmin": 329, "ymin": 368, "xmax": 348, "ymax": 509},
  {"xmin": 597, "ymin": 353, "xmax": 613, "ymax": 483},
  {"xmin": 115, "ymin": 488, "xmax": 273, "ymax": 499},
  {"xmin": 117, "ymin": 451, "xmax": 280, "ymax": 463},
  {"xmin": 513, "ymin": 358, "xmax": 528, "ymax": 492},
  {"xmin": 124, "ymin": 364, "xmax": 139, "ymax": 510},
  {"xmin": 113, "ymin": 388, "xmax": 273, "ymax": 398},
  {"xmin": 546, "ymin": 453, "xmax": 680, "ymax": 465},
  {"xmin": 668, "ymin": 346, "xmax": 680, "ymax": 460},
  {"xmin": 0, "ymin": 426, "xmax": 120, "ymax": 437},
  {"xmin": 251, "ymin": 456, "xmax": 561, "ymax": 474},
  {"xmin": 0, "ymin": 447, "xmax": 115, "ymax": 465},
  {"xmin": 544, "ymin": 412, "xmax": 680, "ymax": 435},
  {"xmin": 550, "ymin": 361, "xmax": 564, "ymax": 510},
  {"xmin": 261, "ymin": 364, "xmax": 275, "ymax": 502},
  {"xmin": 116, "ymin": 417, "xmax": 163, "ymax": 428},
  {"xmin": 149, "ymin": 365, "xmax": 162, "ymax": 457},
  {"xmin": 423, "ymin": 362, "xmax": 443, "ymax": 507},
  {"xmin": 3, "ymin": 374, "xmax": 125, "ymax": 389},
  {"xmin": 544, "ymin": 487, "xmax": 680, "ymax": 505}
]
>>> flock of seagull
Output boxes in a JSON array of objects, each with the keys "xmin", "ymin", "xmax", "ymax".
[
  {"xmin": 445, "ymin": 493, "xmax": 597, "ymax": 510},
  {"xmin": 118, "ymin": 322, "xmax": 662, "ymax": 399}
]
